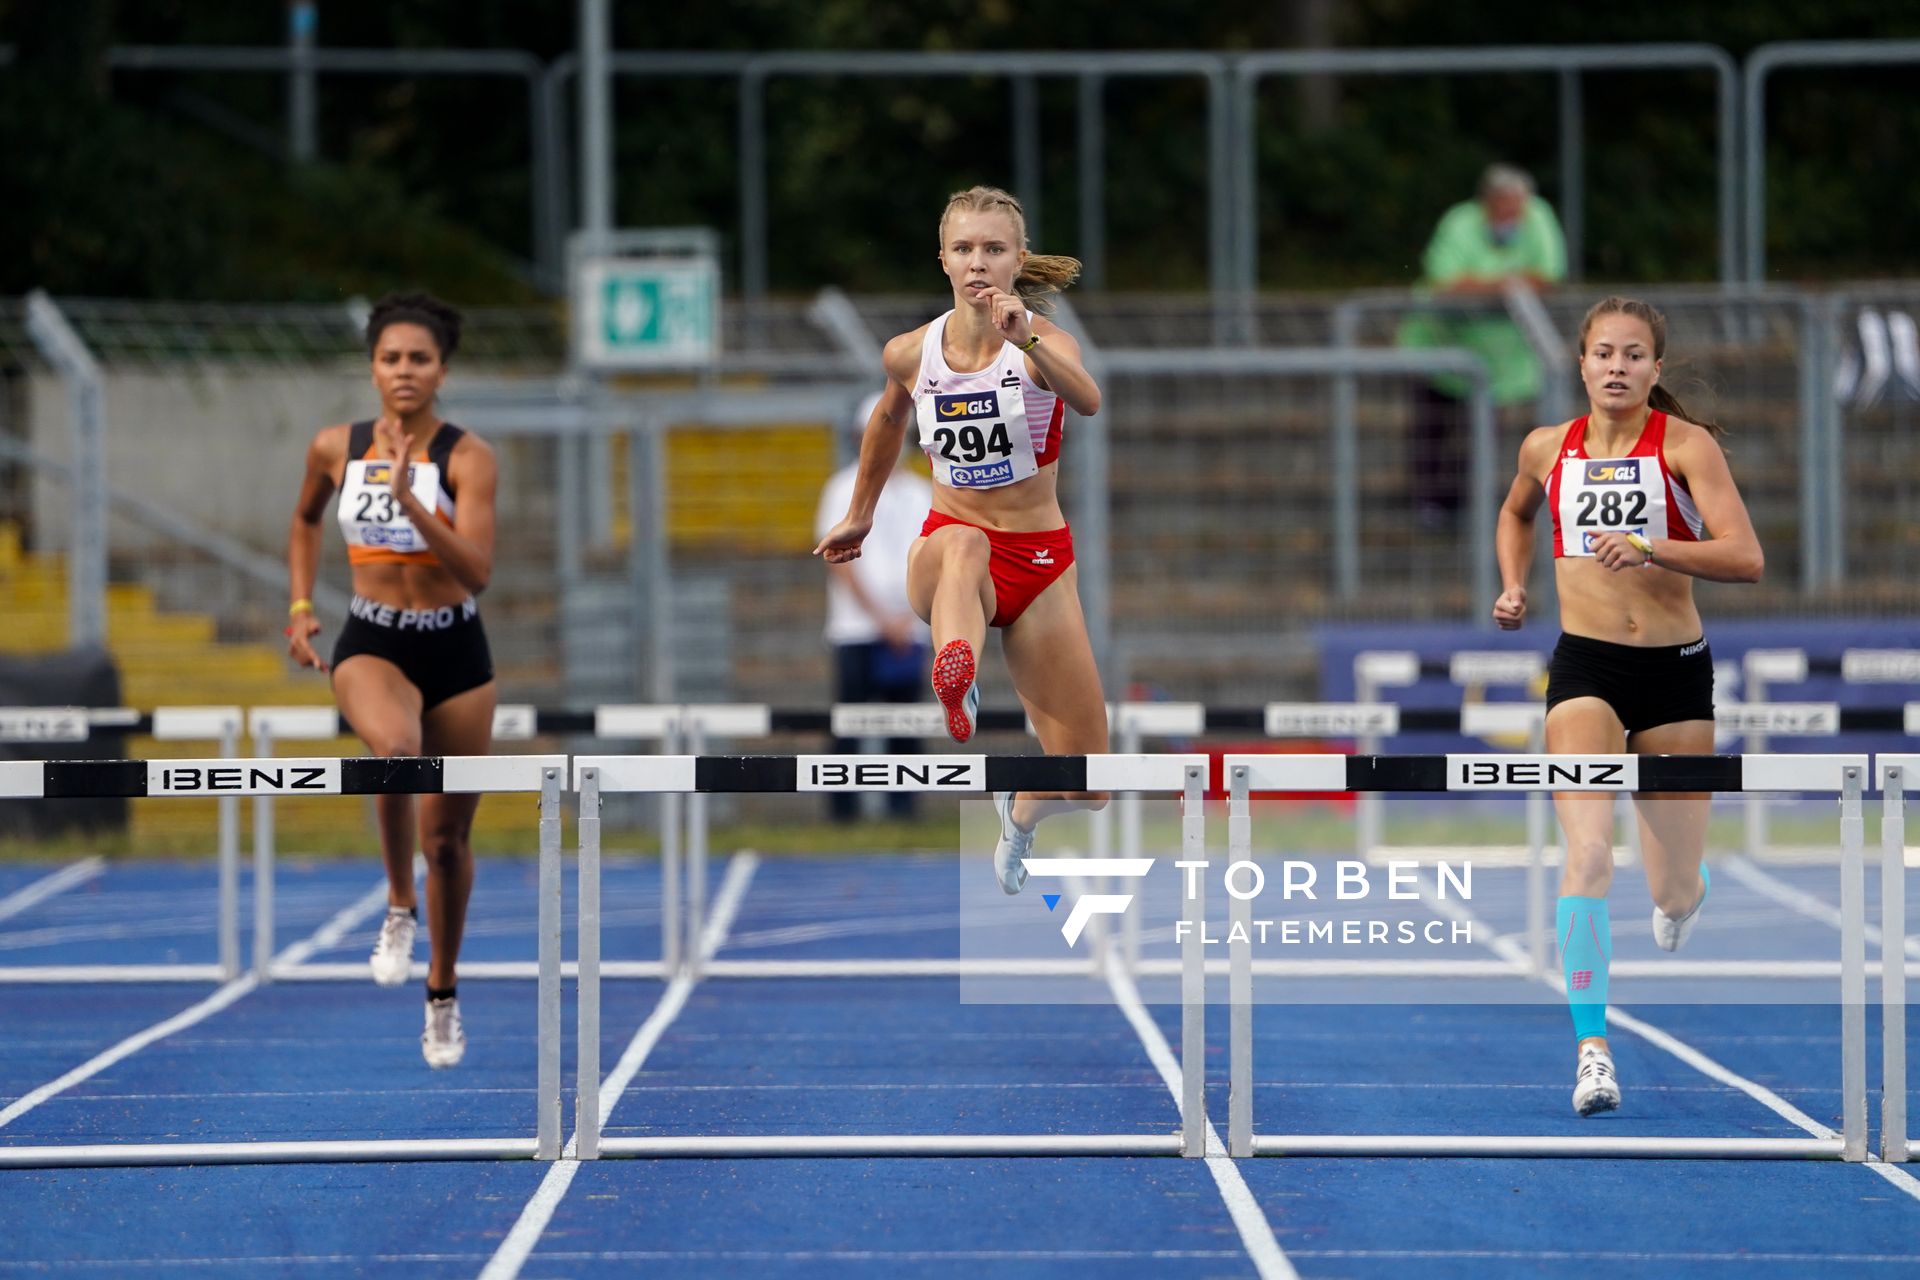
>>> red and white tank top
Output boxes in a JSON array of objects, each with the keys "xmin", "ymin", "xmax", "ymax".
[
  {"xmin": 911, "ymin": 310, "xmax": 1064, "ymax": 491},
  {"xmin": 1548, "ymin": 411, "xmax": 1703, "ymax": 558}
]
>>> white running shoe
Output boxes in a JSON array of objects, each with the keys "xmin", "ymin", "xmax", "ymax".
[
  {"xmin": 992, "ymin": 790, "xmax": 1033, "ymax": 895},
  {"xmin": 1652, "ymin": 865, "xmax": 1710, "ymax": 953},
  {"xmin": 422, "ymin": 996, "xmax": 465, "ymax": 1068},
  {"xmin": 369, "ymin": 907, "xmax": 416, "ymax": 987},
  {"xmin": 1572, "ymin": 1042, "xmax": 1620, "ymax": 1116}
]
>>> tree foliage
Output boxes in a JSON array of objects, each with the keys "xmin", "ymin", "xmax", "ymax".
[{"xmin": 1, "ymin": 0, "xmax": 1917, "ymax": 299}]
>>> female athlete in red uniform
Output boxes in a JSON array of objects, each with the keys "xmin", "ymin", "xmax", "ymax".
[
  {"xmin": 285, "ymin": 293, "xmax": 499, "ymax": 1068},
  {"xmin": 1493, "ymin": 296, "xmax": 1763, "ymax": 1115},
  {"xmin": 815, "ymin": 186, "xmax": 1107, "ymax": 893}
]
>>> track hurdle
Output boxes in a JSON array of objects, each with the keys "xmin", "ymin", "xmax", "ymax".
[
  {"xmin": 246, "ymin": 704, "xmax": 601, "ymax": 982},
  {"xmin": 570, "ymin": 751, "xmax": 1210, "ymax": 1159},
  {"xmin": 0, "ymin": 705, "xmax": 244, "ymax": 983},
  {"xmin": 1223, "ymin": 751, "xmax": 1876, "ymax": 1161},
  {"xmin": 0, "ymin": 752, "xmax": 566, "ymax": 1169}
]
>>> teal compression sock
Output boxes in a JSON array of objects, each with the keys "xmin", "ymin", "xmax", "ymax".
[{"xmin": 1556, "ymin": 895, "xmax": 1611, "ymax": 1041}]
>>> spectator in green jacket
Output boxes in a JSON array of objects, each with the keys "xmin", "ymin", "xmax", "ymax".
[{"xmin": 1399, "ymin": 163, "xmax": 1567, "ymax": 529}]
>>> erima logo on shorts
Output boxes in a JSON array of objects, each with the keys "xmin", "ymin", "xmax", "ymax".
[
  {"xmin": 936, "ymin": 392, "xmax": 999, "ymax": 419},
  {"xmin": 1584, "ymin": 460, "xmax": 1640, "ymax": 484},
  {"xmin": 950, "ymin": 460, "xmax": 1014, "ymax": 487}
]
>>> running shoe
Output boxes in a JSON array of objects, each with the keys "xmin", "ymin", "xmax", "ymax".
[
  {"xmin": 369, "ymin": 907, "xmax": 416, "ymax": 987},
  {"xmin": 422, "ymin": 996, "xmax": 465, "ymax": 1068},
  {"xmin": 1651, "ymin": 863, "xmax": 1709, "ymax": 952},
  {"xmin": 1572, "ymin": 1042, "xmax": 1620, "ymax": 1116},
  {"xmin": 992, "ymin": 789, "xmax": 1033, "ymax": 895},
  {"xmin": 932, "ymin": 638, "xmax": 980, "ymax": 744}
]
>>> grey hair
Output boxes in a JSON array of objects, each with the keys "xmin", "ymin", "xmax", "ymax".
[{"xmin": 1479, "ymin": 163, "xmax": 1535, "ymax": 198}]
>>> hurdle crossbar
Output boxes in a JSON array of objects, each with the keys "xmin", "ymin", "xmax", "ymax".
[
  {"xmin": 572, "ymin": 752, "xmax": 1211, "ymax": 1159},
  {"xmin": 1223, "ymin": 752, "xmax": 1873, "ymax": 1162}
]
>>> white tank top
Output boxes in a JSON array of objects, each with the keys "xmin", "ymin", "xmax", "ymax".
[{"xmin": 911, "ymin": 310, "xmax": 1064, "ymax": 490}]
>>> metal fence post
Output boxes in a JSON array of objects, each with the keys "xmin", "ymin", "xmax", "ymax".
[
  {"xmin": 1331, "ymin": 300, "xmax": 1361, "ymax": 600},
  {"xmin": 1077, "ymin": 72, "xmax": 1105, "ymax": 289},
  {"xmin": 22, "ymin": 292, "xmax": 107, "ymax": 651},
  {"xmin": 1557, "ymin": 68, "xmax": 1583, "ymax": 281}
]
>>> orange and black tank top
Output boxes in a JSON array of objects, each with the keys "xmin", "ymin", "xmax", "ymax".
[{"xmin": 336, "ymin": 420, "xmax": 464, "ymax": 567}]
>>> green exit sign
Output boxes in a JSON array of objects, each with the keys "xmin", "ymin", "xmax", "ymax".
[{"xmin": 572, "ymin": 233, "xmax": 720, "ymax": 370}]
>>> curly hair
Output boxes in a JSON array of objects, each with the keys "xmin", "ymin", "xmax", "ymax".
[{"xmin": 364, "ymin": 292, "xmax": 463, "ymax": 361}]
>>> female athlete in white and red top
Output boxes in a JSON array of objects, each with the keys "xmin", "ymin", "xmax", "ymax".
[
  {"xmin": 814, "ymin": 185, "xmax": 1108, "ymax": 894},
  {"xmin": 1493, "ymin": 296, "xmax": 1763, "ymax": 1116}
]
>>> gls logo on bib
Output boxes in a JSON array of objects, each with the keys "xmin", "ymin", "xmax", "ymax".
[{"xmin": 936, "ymin": 392, "xmax": 1000, "ymax": 420}]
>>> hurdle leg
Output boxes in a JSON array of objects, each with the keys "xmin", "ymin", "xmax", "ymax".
[
  {"xmin": 1883, "ymin": 766, "xmax": 1909, "ymax": 1163},
  {"xmin": 577, "ymin": 767, "xmax": 603, "ymax": 1160},
  {"xmin": 662, "ymin": 721, "xmax": 683, "ymax": 973},
  {"xmin": 536, "ymin": 767, "xmax": 563, "ymax": 1161},
  {"xmin": 1525, "ymin": 719, "xmax": 1548, "ymax": 975},
  {"xmin": 1839, "ymin": 765, "xmax": 1867, "ymax": 1162},
  {"xmin": 687, "ymin": 715, "xmax": 708, "ymax": 974},
  {"xmin": 1180, "ymin": 765, "xmax": 1206, "ymax": 1157},
  {"xmin": 1745, "ymin": 667, "xmax": 1770, "ymax": 860},
  {"xmin": 252, "ymin": 727, "xmax": 276, "ymax": 980},
  {"xmin": 1120, "ymin": 720, "xmax": 1144, "ymax": 974},
  {"xmin": 1090, "ymin": 768, "xmax": 1113, "ymax": 978},
  {"xmin": 1229, "ymin": 763, "xmax": 1254, "ymax": 1158},
  {"xmin": 217, "ymin": 724, "xmax": 239, "ymax": 982},
  {"xmin": 1355, "ymin": 670, "xmax": 1382, "ymax": 862}
]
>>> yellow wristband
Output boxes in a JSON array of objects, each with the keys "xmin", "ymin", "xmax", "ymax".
[
  {"xmin": 1624, "ymin": 532, "xmax": 1655, "ymax": 564},
  {"xmin": 1017, "ymin": 334, "xmax": 1041, "ymax": 352},
  {"xmin": 288, "ymin": 598, "xmax": 315, "ymax": 616}
]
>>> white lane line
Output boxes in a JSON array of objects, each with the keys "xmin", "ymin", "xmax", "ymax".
[
  {"xmin": 1723, "ymin": 855, "xmax": 1920, "ymax": 959},
  {"xmin": 1106, "ymin": 952, "xmax": 1299, "ymax": 1280},
  {"xmin": 1419, "ymin": 873, "xmax": 1920, "ymax": 1205},
  {"xmin": 0, "ymin": 858, "xmax": 104, "ymax": 923},
  {"xmin": 0, "ymin": 877, "xmax": 392, "ymax": 1130},
  {"xmin": 479, "ymin": 852, "xmax": 758, "ymax": 1280}
]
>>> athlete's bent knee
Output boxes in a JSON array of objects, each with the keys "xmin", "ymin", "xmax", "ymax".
[{"xmin": 940, "ymin": 526, "xmax": 992, "ymax": 571}]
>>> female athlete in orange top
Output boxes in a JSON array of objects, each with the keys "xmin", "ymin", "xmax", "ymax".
[{"xmin": 286, "ymin": 292, "xmax": 499, "ymax": 1068}]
